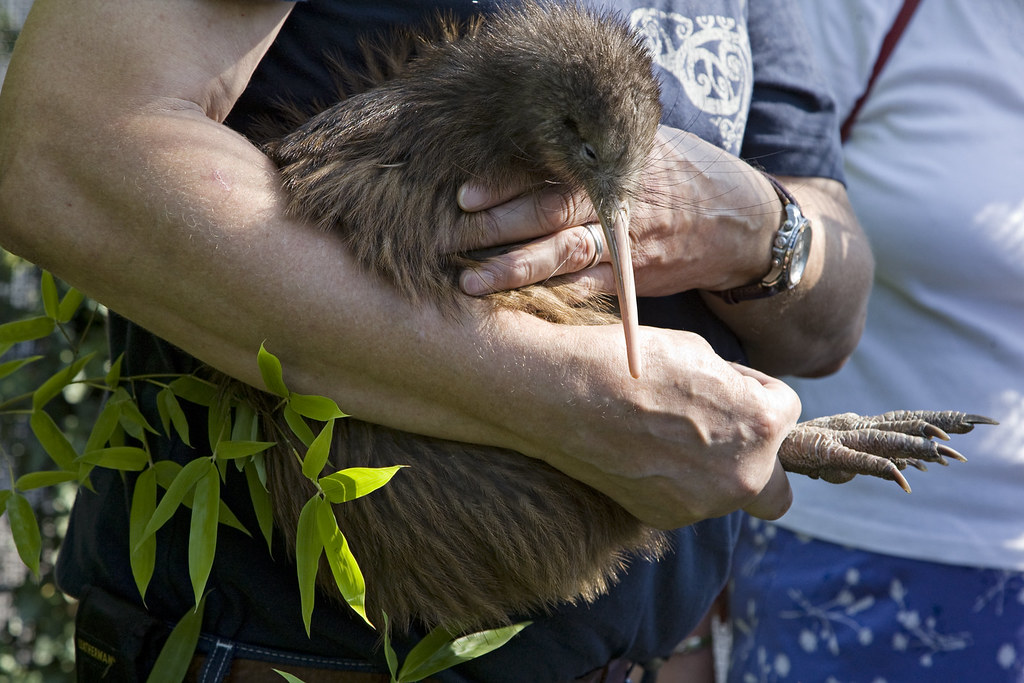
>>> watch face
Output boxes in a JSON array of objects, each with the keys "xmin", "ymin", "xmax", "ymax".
[{"xmin": 787, "ymin": 228, "xmax": 812, "ymax": 287}]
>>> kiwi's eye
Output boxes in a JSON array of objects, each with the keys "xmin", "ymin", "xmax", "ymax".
[{"xmin": 563, "ymin": 117, "xmax": 598, "ymax": 163}]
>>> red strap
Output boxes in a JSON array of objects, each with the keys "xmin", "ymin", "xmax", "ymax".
[{"xmin": 840, "ymin": 0, "xmax": 922, "ymax": 143}]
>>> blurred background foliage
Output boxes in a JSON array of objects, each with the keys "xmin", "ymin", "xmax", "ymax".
[
  {"xmin": 1, "ymin": 0, "xmax": 26, "ymax": 78},
  {"xmin": 3, "ymin": 2, "xmax": 86, "ymax": 679},
  {"xmin": 0, "ymin": 256, "xmax": 104, "ymax": 681}
]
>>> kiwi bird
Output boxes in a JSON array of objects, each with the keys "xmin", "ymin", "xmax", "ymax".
[
  {"xmin": 265, "ymin": 0, "xmax": 651, "ymax": 379},
  {"xmin": 238, "ymin": 1, "xmax": 995, "ymax": 633}
]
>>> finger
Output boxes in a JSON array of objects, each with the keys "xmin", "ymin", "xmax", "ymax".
[
  {"xmin": 742, "ymin": 458, "xmax": 792, "ymax": 520},
  {"xmin": 461, "ymin": 225, "xmax": 613, "ymax": 295},
  {"xmin": 458, "ymin": 183, "xmax": 524, "ymax": 212},
  {"xmin": 729, "ymin": 363, "xmax": 804, "ymax": 423},
  {"xmin": 727, "ymin": 362, "xmax": 777, "ymax": 386},
  {"xmin": 460, "ymin": 186, "xmax": 595, "ymax": 251}
]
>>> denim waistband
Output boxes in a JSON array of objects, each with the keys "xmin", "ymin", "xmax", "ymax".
[{"xmin": 193, "ymin": 634, "xmax": 387, "ymax": 682}]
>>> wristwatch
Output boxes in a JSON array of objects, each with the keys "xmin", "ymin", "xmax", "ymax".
[{"xmin": 712, "ymin": 175, "xmax": 812, "ymax": 304}]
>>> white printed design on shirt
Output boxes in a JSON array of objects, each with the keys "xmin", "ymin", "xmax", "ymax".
[{"xmin": 628, "ymin": 9, "xmax": 752, "ymax": 154}]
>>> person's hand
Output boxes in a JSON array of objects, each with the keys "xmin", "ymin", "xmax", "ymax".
[
  {"xmin": 457, "ymin": 125, "xmax": 783, "ymax": 299},
  {"xmin": 507, "ymin": 324, "xmax": 797, "ymax": 529},
  {"xmin": 455, "ymin": 123, "xmax": 873, "ymax": 379},
  {"xmin": 729, "ymin": 362, "xmax": 797, "ymax": 521}
]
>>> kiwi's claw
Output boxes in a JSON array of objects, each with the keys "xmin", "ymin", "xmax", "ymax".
[{"xmin": 781, "ymin": 410, "xmax": 995, "ymax": 492}]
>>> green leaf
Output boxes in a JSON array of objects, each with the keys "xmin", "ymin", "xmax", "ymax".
[
  {"xmin": 288, "ymin": 393, "xmax": 348, "ymax": 421},
  {"xmin": 301, "ymin": 419, "xmax": 335, "ymax": 481},
  {"xmin": 106, "ymin": 420, "xmax": 126, "ymax": 448},
  {"xmin": 244, "ymin": 459, "xmax": 275, "ymax": 553},
  {"xmin": 316, "ymin": 498, "xmax": 368, "ymax": 625},
  {"xmin": 14, "ymin": 470, "xmax": 78, "ymax": 491},
  {"xmin": 79, "ymin": 447, "xmax": 150, "ymax": 471},
  {"xmin": 257, "ymin": 343, "xmax": 289, "ymax": 398},
  {"xmin": 215, "ymin": 452, "xmax": 230, "ymax": 483},
  {"xmin": 32, "ymin": 352, "xmax": 94, "ymax": 410},
  {"xmin": 399, "ymin": 622, "xmax": 532, "ymax": 683},
  {"xmin": 206, "ymin": 393, "xmax": 233, "ymax": 453},
  {"xmin": 40, "ymin": 271, "xmax": 60, "ymax": 320},
  {"xmin": 295, "ymin": 496, "xmax": 324, "ymax": 637},
  {"xmin": 283, "ymin": 404, "xmax": 315, "ymax": 448},
  {"xmin": 252, "ymin": 452, "xmax": 268, "ymax": 488},
  {"xmin": 189, "ymin": 462, "xmax": 220, "ymax": 607},
  {"xmin": 157, "ymin": 386, "xmax": 191, "ymax": 446},
  {"xmin": 137, "ymin": 458, "xmax": 209, "ymax": 548},
  {"xmin": 215, "ymin": 499, "xmax": 250, "ymax": 536},
  {"xmin": 231, "ymin": 401, "xmax": 259, "ymax": 443},
  {"xmin": 85, "ymin": 400, "xmax": 123, "ymax": 454},
  {"xmin": 168, "ymin": 375, "xmax": 219, "ymax": 408},
  {"xmin": 56, "ymin": 287, "xmax": 86, "ymax": 324},
  {"xmin": 117, "ymin": 395, "xmax": 158, "ymax": 440},
  {"xmin": 6, "ymin": 493, "xmax": 42, "ymax": 576},
  {"xmin": 383, "ymin": 613, "xmax": 399, "ymax": 682},
  {"xmin": 105, "ymin": 353, "xmax": 124, "ymax": 389},
  {"xmin": 144, "ymin": 460, "xmax": 246, "ymax": 535},
  {"xmin": 130, "ymin": 468, "xmax": 158, "ymax": 602},
  {"xmin": 151, "ymin": 460, "xmax": 183, "ymax": 488},
  {"xmin": 397, "ymin": 628, "xmax": 458, "ymax": 683},
  {"xmin": 156, "ymin": 388, "xmax": 173, "ymax": 437},
  {"xmin": 145, "ymin": 594, "xmax": 207, "ymax": 683},
  {"xmin": 0, "ymin": 316, "xmax": 55, "ymax": 345},
  {"xmin": 29, "ymin": 410, "xmax": 78, "ymax": 471},
  {"xmin": 0, "ymin": 490, "xmax": 10, "ymax": 516},
  {"xmin": 398, "ymin": 626, "xmax": 457, "ymax": 682},
  {"xmin": 319, "ymin": 465, "xmax": 405, "ymax": 504},
  {"xmin": 0, "ymin": 355, "xmax": 42, "ymax": 381},
  {"xmin": 214, "ymin": 440, "xmax": 275, "ymax": 461},
  {"xmin": 273, "ymin": 671, "xmax": 308, "ymax": 683}
]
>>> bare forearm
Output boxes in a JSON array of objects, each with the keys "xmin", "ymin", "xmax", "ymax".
[
  {"xmin": 702, "ymin": 174, "xmax": 874, "ymax": 378},
  {"xmin": 643, "ymin": 129, "xmax": 871, "ymax": 377},
  {"xmin": 0, "ymin": 0, "xmax": 509, "ymax": 446},
  {"xmin": 0, "ymin": 94, "xmax": 502, "ymax": 443}
]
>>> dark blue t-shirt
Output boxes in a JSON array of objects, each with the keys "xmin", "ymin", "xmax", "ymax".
[{"xmin": 57, "ymin": 1, "xmax": 842, "ymax": 681}]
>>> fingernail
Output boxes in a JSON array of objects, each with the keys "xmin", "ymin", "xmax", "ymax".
[
  {"xmin": 458, "ymin": 184, "xmax": 489, "ymax": 211},
  {"xmin": 460, "ymin": 268, "xmax": 493, "ymax": 295}
]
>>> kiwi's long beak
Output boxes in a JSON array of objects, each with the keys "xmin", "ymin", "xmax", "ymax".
[{"xmin": 597, "ymin": 199, "xmax": 642, "ymax": 379}]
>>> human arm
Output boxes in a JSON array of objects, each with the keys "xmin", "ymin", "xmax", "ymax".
[{"xmin": 0, "ymin": 0, "xmax": 796, "ymax": 528}]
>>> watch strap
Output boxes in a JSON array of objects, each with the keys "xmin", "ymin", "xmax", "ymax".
[
  {"xmin": 713, "ymin": 279, "xmax": 786, "ymax": 304},
  {"xmin": 710, "ymin": 173, "xmax": 803, "ymax": 304}
]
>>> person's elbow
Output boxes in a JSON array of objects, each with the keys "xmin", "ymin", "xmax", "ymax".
[
  {"xmin": 0, "ymin": 125, "xmax": 34, "ymax": 260},
  {"xmin": 0, "ymin": 120, "xmax": 51, "ymax": 263},
  {"xmin": 0, "ymin": 68, "xmax": 91, "ymax": 267},
  {"xmin": 794, "ymin": 269, "xmax": 873, "ymax": 378},
  {"xmin": 749, "ymin": 265, "xmax": 874, "ymax": 379},
  {"xmin": 752, "ymin": 320, "xmax": 864, "ymax": 378},
  {"xmin": 799, "ymin": 311, "xmax": 867, "ymax": 377}
]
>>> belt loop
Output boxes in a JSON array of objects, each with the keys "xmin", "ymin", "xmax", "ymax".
[{"xmin": 197, "ymin": 638, "xmax": 236, "ymax": 683}]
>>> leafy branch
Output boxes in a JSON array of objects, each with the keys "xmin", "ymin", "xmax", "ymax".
[{"xmin": 1, "ymin": 269, "xmax": 528, "ymax": 682}]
